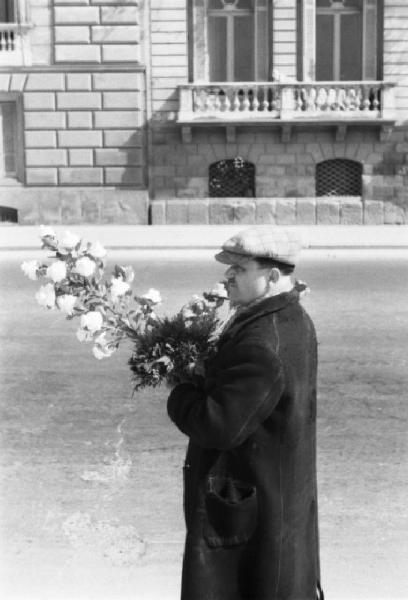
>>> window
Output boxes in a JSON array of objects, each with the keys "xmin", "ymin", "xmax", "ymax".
[
  {"xmin": 299, "ymin": 0, "xmax": 381, "ymax": 81},
  {"xmin": 0, "ymin": 0, "xmax": 15, "ymax": 22},
  {"xmin": 316, "ymin": 159, "xmax": 362, "ymax": 196},
  {"xmin": 0, "ymin": 101, "xmax": 20, "ymax": 181},
  {"xmin": 209, "ymin": 157, "xmax": 255, "ymax": 197},
  {"xmin": 0, "ymin": 1, "xmax": 31, "ymax": 65},
  {"xmin": 190, "ymin": 0, "xmax": 270, "ymax": 82}
]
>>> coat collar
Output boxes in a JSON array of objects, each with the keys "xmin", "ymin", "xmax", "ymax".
[{"xmin": 218, "ymin": 288, "xmax": 300, "ymax": 345}]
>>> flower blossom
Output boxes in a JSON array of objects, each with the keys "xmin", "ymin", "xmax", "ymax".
[
  {"xmin": 60, "ymin": 231, "xmax": 80, "ymax": 249},
  {"xmin": 35, "ymin": 283, "xmax": 56, "ymax": 309},
  {"xmin": 92, "ymin": 345, "xmax": 116, "ymax": 360},
  {"xmin": 40, "ymin": 225, "xmax": 56, "ymax": 239},
  {"xmin": 47, "ymin": 261, "xmax": 67, "ymax": 283},
  {"xmin": 76, "ymin": 328, "xmax": 94, "ymax": 343},
  {"xmin": 57, "ymin": 294, "xmax": 77, "ymax": 315},
  {"xmin": 141, "ymin": 288, "xmax": 162, "ymax": 305},
  {"xmin": 110, "ymin": 277, "xmax": 130, "ymax": 301},
  {"xmin": 21, "ymin": 260, "xmax": 39, "ymax": 281},
  {"xmin": 122, "ymin": 266, "xmax": 134, "ymax": 283},
  {"xmin": 75, "ymin": 256, "xmax": 96, "ymax": 278},
  {"xmin": 80, "ymin": 311, "xmax": 103, "ymax": 332},
  {"xmin": 88, "ymin": 241, "xmax": 107, "ymax": 259}
]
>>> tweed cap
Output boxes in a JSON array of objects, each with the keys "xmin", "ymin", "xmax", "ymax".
[{"xmin": 215, "ymin": 226, "xmax": 301, "ymax": 267}]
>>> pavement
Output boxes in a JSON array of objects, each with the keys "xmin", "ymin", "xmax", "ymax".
[{"xmin": 0, "ymin": 224, "xmax": 408, "ymax": 250}]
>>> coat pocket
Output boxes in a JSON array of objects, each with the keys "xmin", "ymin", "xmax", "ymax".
[{"xmin": 203, "ymin": 475, "xmax": 257, "ymax": 548}]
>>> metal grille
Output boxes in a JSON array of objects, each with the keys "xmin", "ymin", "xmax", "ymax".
[
  {"xmin": 316, "ymin": 159, "xmax": 362, "ymax": 196},
  {"xmin": 209, "ymin": 157, "xmax": 255, "ymax": 197},
  {"xmin": 0, "ymin": 206, "xmax": 18, "ymax": 222}
]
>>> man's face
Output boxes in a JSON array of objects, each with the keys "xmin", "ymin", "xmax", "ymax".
[{"xmin": 224, "ymin": 259, "xmax": 271, "ymax": 307}]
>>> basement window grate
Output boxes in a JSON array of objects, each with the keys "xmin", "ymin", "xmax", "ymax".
[
  {"xmin": 0, "ymin": 206, "xmax": 18, "ymax": 222},
  {"xmin": 209, "ymin": 157, "xmax": 255, "ymax": 197},
  {"xmin": 316, "ymin": 159, "xmax": 362, "ymax": 196}
]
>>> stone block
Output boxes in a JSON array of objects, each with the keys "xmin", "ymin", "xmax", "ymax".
[
  {"xmin": 25, "ymin": 73, "xmax": 65, "ymax": 91},
  {"xmin": 67, "ymin": 73, "xmax": 92, "ymax": 91},
  {"xmin": 102, "ymin": 92, "xmax": 141, "ymax": 109},
  {"xmin": 25, "ymin": 130, "xmax": 57, "ymax": 148},
  {"xmin": 0, "ymin": 74, "xmax": 11, "ymax": 91},
  {"xmin": 166, "ymin": 200, "xmax": 188, "ymax": 224},
  {"xmin": 24, "ymin": 93, "xmax": 56, "ymax": 110},
  {"xmin": 276, "ymin": 154, "xmax": 296, "ymax": 165},
  {"xmin": 57, "ymin": 92, "xmax": 102, "ymax": 110},
  {"xmin": 55, "ymin": 26, "xmax": 90, "ymax": 43},
  {"xmin": 95, "ymin": 148, "xmax": 142, "ymax": 166},
  {"xmin": 92, "ymin": 25, "xmax": 139, "ymax": 43},
  {"xmin": 150, "ymin": 200, "xmax": 166, "ymax": 225},
  {"xmin": 316, "ymin": 198, "xmax": 340, "ymax": 225},
  {"xmin": 25, "ymin": 111, "xmax": 66, "ymax": 129},
  {"xmin": 58, "ymin": 130, "xmax": 102, "ymax": 147},
  {"xmin": 54, "ymin": 7, "xmax": 100, "ymax": 25},
  {"xmin": 60, "ymin": 191, "xmax": 82, "ymax": 223},
  {"xmin": 104, "ymin": 167, "xmax": 144, "ymax": 185},
  {"xmin": 102, "ymin": 44, "xmax": 140, "ymax": 62},
  {"xmin": 26, "ymin": 149, "xmax": 67, "ymax": 167},
  {"xmin": 363, "ymin": 200, "xmax": 384, "ymax": 225},
  {"xmin": 234, "ymin": 201, "xmax": 256, "ymax": 224},
  {"xmin": 340, "ymin": 198, "xmax": 363, "ymax": 225},
  {"xmin": 26, "ymin": 168, "xmax": 58, "ymax": 185},
  {"xmin": 94, "ymin": 111, "xmax": 142, "ymax": 128},
  {"xmin": 188, "ymin": 200, "xmax": 209, "ymax": 225},
  {"xmin": 55, "ymin": 45, "xmax": 101, "ymax": 63},
  {"xmin": 384, "ymin": 202, "xmax": 405, "ymax": 224},
  {"xmin": 67, "ymin": 111, "xmax": 93, "ymax": 129},
  {"xmin": 10, "ymin": 73, "xmax": 27, "ymax": 92},
  {"xmin": 59, "ymin": 167, "xmax": 103, "ymax": 185},
  {"xmin": 103, "ymin": 130, "xmax": 143, "ymax": 147},
  {"xmin": 256, "ymin": 199, "xmax": 276, "ymax": 224},
  {"xmin": 209, "ymin": 200, "xmax": 235, "ymax": 225},
  {"xmin": 101, "ymin": 6, "xmax": 138, "ymax": 24},
  {"xmin": 296, "ymin": 198, "xmax": 316, "ymax": 224},
  {"xmin": 69, "ymin": 149, "xmax": 94, "ymax": 166},
  {"xmin": 81, "ymin": 196, "xmax": 100, "ymax": 222},
  {"xmin": 92, "ymin": 72, "xmax": 141, "ymax": 90},
  {"xmin": 275, "ymin": 199, "xmax": 296, "ymax": 225}
]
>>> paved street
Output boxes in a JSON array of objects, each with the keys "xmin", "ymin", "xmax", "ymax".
[{"xmin": 0, "ymin": 248, "xmax": 407, "ymax": 599}]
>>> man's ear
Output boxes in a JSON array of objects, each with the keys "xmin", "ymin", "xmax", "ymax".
[{"xmin": 269, "ymin": 268, "xmax": 280, "ymax": 283}]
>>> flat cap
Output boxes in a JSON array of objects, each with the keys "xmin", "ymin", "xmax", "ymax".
[{"xmin": 215, "ymin": 226, "xmax": 301, "ymax": 267}]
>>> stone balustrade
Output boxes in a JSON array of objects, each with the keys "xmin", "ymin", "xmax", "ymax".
[
  {"xmin": 0, "ymin": 22, "xmax": 30, "ymax": 65},
  {"xmin": 178, "ymin": 81, "xmax": 396, "ymax": 124}
]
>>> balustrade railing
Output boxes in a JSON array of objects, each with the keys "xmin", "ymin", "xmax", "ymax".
[
  {"xmin": 178, "ymin": 81, "xmax": 396, "ymax": 123},
  {"xmin": 0, "ymin": 22, "xmax": 31, "ymax": 65}
]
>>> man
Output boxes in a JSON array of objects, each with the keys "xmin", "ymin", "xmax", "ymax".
[{"xmin": 167, "ymin": 227, "xmax": 323, "ymax": 600}]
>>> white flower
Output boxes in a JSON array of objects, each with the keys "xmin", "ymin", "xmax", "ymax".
[
  {"xmin": 88, "ymin": 241, "xmax": 107, "ymax": 259},
  {"xmin": 35, "ymin": 283, "xmax": 56, "ymax": 309},
  {"xmin": 57, "ymin": 294, "xmax": 77, "ymax": 315},
  {"xmin": 75, "ymin": 256, "xmax": 96, "ymax": 278},
  {"xmin": 92, "ymin": 344, "xmax": 116, "ymax": 360},
  {"xmin": 141, "ymin": 288, "xmax": 162, "ymax": 305},
  {"xmin": 40, "ymin": 225, "xmax": 56, "ymax": 238},
  {"xmin": 21, "ymin": 260, "xmax": 39, "ymax": 281},
  {"xmin": 46, "ymin": 261, "xmax": 67, "ymax": 283},
  {"xmin": 76, "ymin": 328, "xmax": 94, "ymax": 343},
  {"xmin": 110, "ymin": 277, "xmax": 130, "ymax": 301},
  {"xmin": 80, "ymin": 311, "xmax": 103, "ymax": 332},
  {"xmin": 210, "ymin": 282, "xmax": 228, "ymax": 299},
  {"xmin": 122, "ymin": 266, "xmax": 134, "ymax": 283},
  {"xmin": 60, "ymin": 231, "xmax": 80, "ymax": 249}
]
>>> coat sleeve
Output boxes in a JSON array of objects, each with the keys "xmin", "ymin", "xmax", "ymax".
[{"xmin": 167, "ymin": 340, "xmax": 285, "ymax": 450}]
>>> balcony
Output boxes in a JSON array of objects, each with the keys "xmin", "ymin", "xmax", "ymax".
[
  {"xmin": 0, "ymin": 22, "xmax": 31, "ymax": 66},
  {"xmin": 177, "ymin": 81, "xmax": 397, "ymax": 143}
]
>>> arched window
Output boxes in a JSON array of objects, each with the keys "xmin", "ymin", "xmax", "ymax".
[
  {"xmin": 209, "ymin": 157, "xmax": 255, "ymax": 197},
  {"xmin": 0, "ymin": 206, "xmax": 18, "ymax": 222},
  {"xmin": 316, "ymin": 159, "xmax": 362, "ymax": 196}
]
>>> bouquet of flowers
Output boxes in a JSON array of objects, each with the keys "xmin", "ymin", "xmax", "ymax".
[{"xmin": 21, "ymin": 227, "xmax": 228, "ymax": 391}]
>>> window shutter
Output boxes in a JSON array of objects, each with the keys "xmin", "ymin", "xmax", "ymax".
[
  {"xmin": 254, "ymin": 0, "xmax": 268, "ymax": 81},
  {"xmin": 362, "ymin": 0, "xmax": 377, "ymax": 80},
  {"xmin": 302, "ymin": 0, "xmax": 316, "ymax": 81}
]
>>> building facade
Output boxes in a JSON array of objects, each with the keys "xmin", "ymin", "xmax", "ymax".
[{"xmin": 1, "ymin": 0, "xmax": 408, "ymax": 225}]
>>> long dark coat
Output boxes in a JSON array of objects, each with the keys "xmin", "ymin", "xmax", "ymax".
[{"xmin": 167, "ymin": 290, "xmax": 323, "ymax": 600}]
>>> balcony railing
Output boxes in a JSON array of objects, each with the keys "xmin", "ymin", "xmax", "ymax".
[
  {"xmin": 0, "ymin": 22, "xmax": 31, "ymax": 65},
  {"xmin": 178, "ymin": 81, "xmax": 396, "ymax": 124}
]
